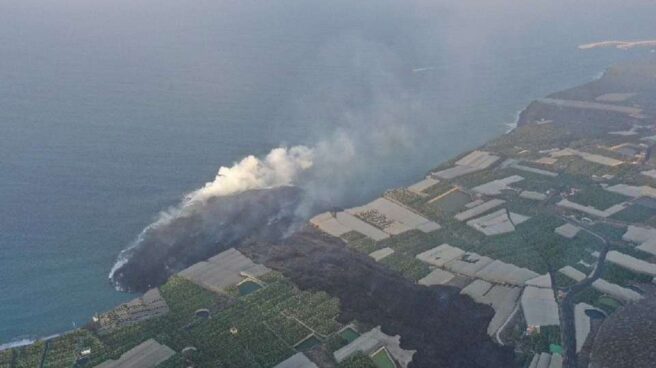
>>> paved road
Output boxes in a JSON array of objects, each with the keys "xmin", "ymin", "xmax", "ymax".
[{"xmin": 553, "ymin": 214, "xmax": 610, "ymax": 368}]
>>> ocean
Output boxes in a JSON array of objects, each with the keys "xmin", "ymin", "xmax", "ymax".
[{"xmin": 1, "ymin": 0, "xmax": 655, "ymax": 343}]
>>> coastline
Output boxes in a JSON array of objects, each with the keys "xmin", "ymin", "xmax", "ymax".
[{"xmin": 3, "ymin": 57, "xmax": 656, "ymax": 368}]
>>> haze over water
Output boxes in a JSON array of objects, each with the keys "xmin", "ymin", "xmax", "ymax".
[{"xmin": 1, "ymin": 0, "xmax": 655, "ymax": 343}]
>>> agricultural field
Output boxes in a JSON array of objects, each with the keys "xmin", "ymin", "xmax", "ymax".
[
  {"xmin": 337, "ymin": 353, "xmax": 377, "ymax": 368},
  {"xmin": 429, "ymin": 189, "xmax": 471, "ymax": 214},
  {"xmin": 380, "ymin": 252, "xmax": 431, "ymax": 282},
  {"xmin": 341, "ymin": 231, "xmax": 380, "ymax": 254},
  {"xmin": 484, "ymin": 123, "xmax": 573, "ymax": 155},
  {"xmin": 602, "ymin": 263, "xmax": 654, "ymax": 285},
  {"xmin": 1, "ymin": 272, "xmax": 346, "ymax": 368},
  {"xmin": 568, "ymin": 185, "xmax": 627, "ymax": 210},
  {"xmin": 611, "ymin": 203, "xmax": 656, "ymax": 224},
  {"xmin": 179, "ymin": 278, "xmax": 342, "ymax": 367},
  {"xmin": 42, "ymin": 330, "xmax": 103, "ymax": 368},
  {"xmin": 447, "ymin": 214, "xmax": 604, "ymax": 274},
  {"xmin": 11, "ymin": 341, "xmax": 45, "ymax": 368},
  {"xmin": 0, "ymin": 349, "xmax": 13, "ymax": 368}
]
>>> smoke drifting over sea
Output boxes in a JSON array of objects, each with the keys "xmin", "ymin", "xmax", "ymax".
[
  {"xmin": 109, "ymin": 120, "xmax": 416, "ymax": 291},
  {"xmin": 109, "ymin": 33, "xmax": 430, "ymax": 291}
]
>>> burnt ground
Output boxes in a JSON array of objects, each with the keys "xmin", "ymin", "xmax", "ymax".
[
  {"xmin": 240, "ymin": 227, "xmax": 515, "ymax": 368},
  {"xmin": 588, "ymin": 285, "xmax": 656, "ymax": 368},
  {"xmin": 111, "ymin": 186, "xmax": 304, "ymax": 291}
]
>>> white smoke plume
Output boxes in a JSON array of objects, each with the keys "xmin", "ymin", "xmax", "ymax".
[
  {"xmin": 108, "ymin": 145, "xmax": 315, "ymax": 287},
  {"xmin": 186, "ymin": 146, "xmax": 314, "ymax": 203},
  {"xmin": 110, "ymin": 33, "xmax": 429, "ymax": 291}
]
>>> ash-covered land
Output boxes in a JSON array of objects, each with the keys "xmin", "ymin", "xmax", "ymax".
[{"xmin": 4, "ymin": 58, "xmax": 656, "ymax": 368}]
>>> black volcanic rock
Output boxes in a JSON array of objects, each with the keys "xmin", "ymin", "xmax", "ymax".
[
  {"xmin": 110, "ymin": 186, "xmax": 304, "ymax": 292},
  {"xmin": 241, "ymin": 228, "xmax": 516, "ymax": 368}
]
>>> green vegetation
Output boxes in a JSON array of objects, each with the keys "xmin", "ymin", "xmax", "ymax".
[
  {"xmin": 556, "ymin": 156, "xmax": 630, "ymax": 180},
  {"xmin": 572, "ymin": 286, "xmax": 603, "ymax": 306},
  {"xmin": 553, "ymin": 272, "xmax": 576, "ymax": 288},
  {"xmin": 325, "ymin": 326, "xmax": 362, "ymax": 352},
  {"xmin": 602, "ymin": 263, "xmax": 653, "ymax": 285},
  {"xmin": 380, "ymin": 252, "xmax": 431, "ymax": 281},
  {"xmin": 160, "ymin": 276, "xmax": 220, "ymax": 322},
  {"xmin": 339, "ymin": 327, "xmax": 360, "ymax": 343},
  {"xmin": 485, "ymin": 123, "xmax": 573, "ymax": 155},
  {"xmin": 43, "ymin": 330, "xmax": 103, "ymax": 368},
  {"xmin": 596, "ymin": 296, "xmax": 622, "ymax": 314},
  {"xmin": 326, "ymin": 334, "xmax": 350, "ymax": 353},
  {"xmin": 377, "ymin": 230, "xmax": 438, "ymax": 256},
  {"xmin": 239, "ymin": 280, "xmax": 263, "ymax": 296},
  {"xmin": 342, "ymin": 231, "xmax": 380, "ymax": 254},
  {"xmin": 295, "ymin": 335, "xmax": 321, "ymax": 351},
  {"xmin": 0, "ymin": 349, "xmax": 13, "ymax": 368},
  {"xmin": 527, "ymin": 326, "xmax": 561, "ymax": 354},
  {"xmin": 383, "ymin": 189, "xmax": 424, "ymax": 209},
  {"xmin": 611, "ymin": 203, "xmax": 656, "ymax": 224},
  {"xmin": 12, "ymin": 341, "xmax": 45, "ymax": 368},
  {"xmin": 569, "ymin": 185, "xmax": 626, "ymax": 209},
  {"xmin": 512, "ymin": 174, "xmax": 558, "ymax": 193},
  {"xmin": 177, "ymin": 279, "xmax": 341, "ymax": 367},
  {"xmin": 338, "ymin": 353, "xmax": 377, "ymax": 368},
  {"xmin": 454, "ymin": 167, "xmax": 508, "ymax": 189},
  {"xmin": 433, "ymin": 190, "xmax": 472, "ymax": 213},
  {"xmin": 156, "ymin": 354, "xmax": 187, "ymax": 368},
  {"xmin": 371, "ymin": 348, "xmax": 396, "ymax": 368},
  {"xmin": 590, "ymin": 223, "xmax": 627, "ymax": 242},
  {"xmin": 421, "ymin": 181, "xmax": 458, "ymax": 199},
  {"xmin": 3, "ymin": 272, "xmax": 344, "ymax": 368},
  {"xmin": 611, "ymin": 245, "xmax": 653, "ymax": 260}
]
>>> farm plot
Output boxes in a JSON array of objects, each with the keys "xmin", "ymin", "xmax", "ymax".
[
  {"xmin": 550, "ymin": 147, "xmax": 624, "ymax": 167},
  {"xmin": 178, "ymin": 248, "xmax": 271, "ymax": 294},
  {"xmin": 454, "ymin": 214, "xmax": 599, "ymax": 274},
  {"xmin": 181, "ymin": 279, "xmax": 343, "ymax": 367},
  {"xmin": 605, "ymin": 183, "xmax": 656, "ymax": 199},
  {"xmin": 471, "ymin": 175, "xmax": 524, "ymax": 196},
  {"xmin": 479, "ymin": 285, "xmax": 521, "ymax": 336},
  {"xmin": 521, "ymin": 286, "xmax": 560, "ymax": 328},
  {"xmin": 606, "ymin": 251, "xmax": 656, "ymax": 276},
  {"xmin": 333, "ymin": 327, "xmax": 415, "ymax": 368},
  {"xmin": 0, "ymin": 349, "xmax": 12, "ymax": 368},
  {"xmin": 341, "ymin": 231, "xmax": 380, "ymax": 254},
  {"xmin": 455, "ymin": 199, "xmax": 506, "ymax": 221},
  {"xmin": 431, "ymin": 150, "xmax": 500, "ymax": 180},
  {"xmin": 466, "ymin": 209, "xmax": 530, "ymax": 236},
  {"xmin": 610, "ymin": 203, "xmax": 656, "ymax": 224},
  {"xmin": 159, "ymin": 276, "xmax": 221, "ymax": 325},
  {"xmin": 557, "ymin": 198, "xmax": 628, "ymax": 218},
  {"xmin": 94, "ymin": 339, "xmax": 175, "ymax": 368},
  {"xmin": 570, "ymin": 185, "xmax": 627, "ymax": 209},
  {"xmin": 79, "ymin": 270, "xmax": 343, "ymax": 368},
  {"xmin": 381, "ymin": 252, "xmax": 432, "ymax": 282},
  {"xmin": 95, "ymin": 288, "xmax": 169, "ymax": 334},
  {"xmin": 11, "ymin": 341, "xmax": 45, "ymax": 368},
  {"xmin": 42, "ymin": 330, "xmax": 103, "ymax": 368},
  {"xmin": 428, "ymin": 188, "xmax": 472, "ymax": 214},
  {"xmin": 407, "ymin": 176, "xmax": 440, "ymax": 195},
  {"xmin": 348, "ymin": 198, "xmax": 441, "ymax": 235}
]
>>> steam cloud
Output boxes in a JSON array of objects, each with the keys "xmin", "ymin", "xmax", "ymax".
[
  {"xmin": 110, "ymin": 33, "xmax": 431, "ymax": 292},
  {"xmin": 109, "ymin": 146, "xmax": 316, "ymax": 290},
  {"xmin": 187, "ymin": 146, "xmax": 314, "ymax": 202}
]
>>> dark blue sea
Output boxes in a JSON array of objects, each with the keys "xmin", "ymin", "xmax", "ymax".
[{"xmin": 1, "ymin": 0, "xmax": 655, "ymax": 344}]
